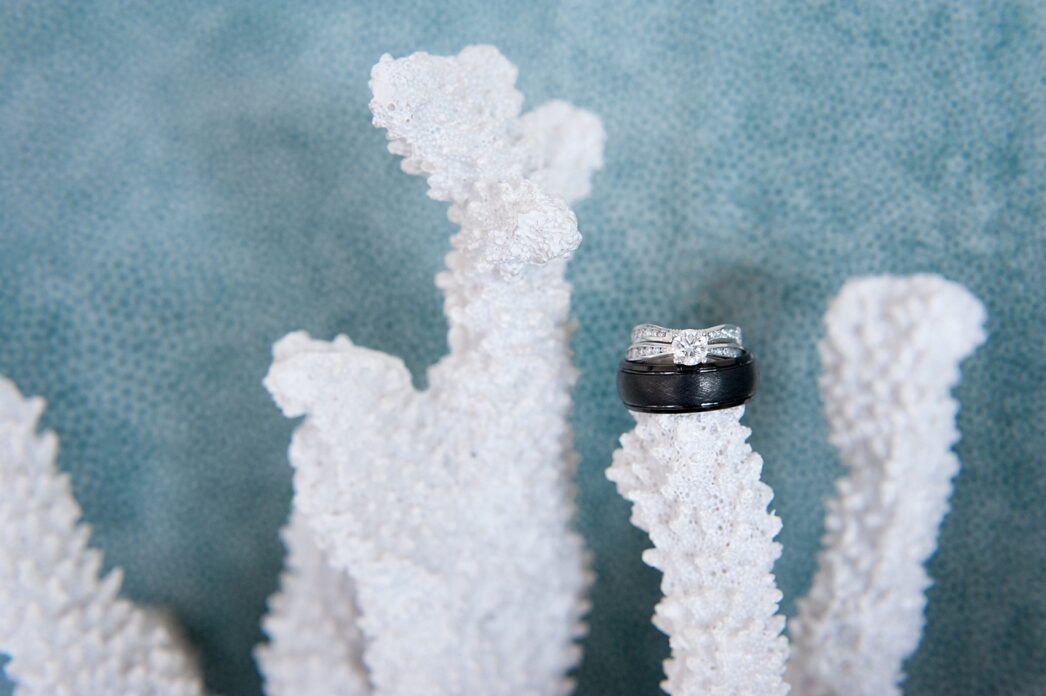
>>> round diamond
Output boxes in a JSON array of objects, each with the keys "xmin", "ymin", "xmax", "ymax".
[{"xmin": 671, "ymin": 329, "xmax": 709, "ymax": 366}]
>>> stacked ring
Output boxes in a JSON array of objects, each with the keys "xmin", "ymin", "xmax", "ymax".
[
  {"xmin": 627, "ymin": 324, "xmax": 743, "ymax": 366},
  {"xmin": 618, "ymin": 323, "xmax": 757, "ymax": 413}
]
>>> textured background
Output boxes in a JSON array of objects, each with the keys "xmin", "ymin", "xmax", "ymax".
[{"xmin": 1, "ymin": 2, "xmax": 1043, "ymax": 694}]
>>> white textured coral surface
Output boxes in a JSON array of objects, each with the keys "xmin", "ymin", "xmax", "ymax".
[
  {"xmin": 262, "ymin": 45, "xmax": 603, "ymax": 695},
  {"xmin": 608, "ymin": 408, "xmax": 789, "ymax": 696},
  {"xmin": 787, "ymin": 274, "xmax": 987, "ymax": 696},
  {"xmin": 255, "ymin": 508, "xmax": 369, "ymax": 696},
  {"xmin": 0, "ymin": 377, "xmax": 204, "ymax": 696}
]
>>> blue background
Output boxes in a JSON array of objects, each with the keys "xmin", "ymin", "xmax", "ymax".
[{"xmin": 1, "ymin": 2, "xmax": 1043, "ymax": 694}]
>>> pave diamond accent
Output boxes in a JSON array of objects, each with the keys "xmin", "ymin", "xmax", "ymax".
[
  {"xmin": 671, "ymin": 329, "xmax": 709, "ymax": 366},
  {"xmin": 631, "ymin": 323, "xmax": 743, "ymax": 346},
  {"xmin": 632, "ymin": 325, "xmax": 672, "ymax": 343},
  {"xmin": 628, "ymin": 344, "xmax": 669, "ymax": 360}
]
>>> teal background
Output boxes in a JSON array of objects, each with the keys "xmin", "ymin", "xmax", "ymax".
[{"xmin": 1, "ymin": 2, "xmax": 1043, "ymax": 694}]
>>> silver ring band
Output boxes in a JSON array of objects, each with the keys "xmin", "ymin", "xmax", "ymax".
[
  {"xmin": 626, "ymin": 342, "xmax": 745, "ymax": 364},
  {"xmin": 630, "ymin": 323, "xmax": 743, "ymax": 346},
  {"xmin": 626, "ymin": 323, "xmax": 746, "ymax": 366}
]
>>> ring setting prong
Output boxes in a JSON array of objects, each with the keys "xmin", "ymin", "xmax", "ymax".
[{"xmin": 671, "ymin": 329, "xmax": 709, "ymax": 366}]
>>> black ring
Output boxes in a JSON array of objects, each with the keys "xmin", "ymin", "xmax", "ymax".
[{"xmin": 617, "ymin": 351, "xmax": 758, "ymax": 413}]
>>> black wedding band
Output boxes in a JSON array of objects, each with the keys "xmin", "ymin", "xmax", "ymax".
[{"xmin": 617, "ymin": 351, "xmax": 758, "ymax": 413}]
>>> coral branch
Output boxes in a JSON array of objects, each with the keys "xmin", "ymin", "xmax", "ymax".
[
  {"xmin": 787, "ymin": 274, "xmax": 987, "ymax": 696},
  {"xmin": 369, "ymin": 45, "xmax": 525, "ymax": 203},
  {"xmin": 255, "ymin": 508, "xmax": 369, "ymax": 696},
  {"xmin": 608, "ymin": 408, "xmax": 789, "ymax": 695},
  {"xmin": 262, "ymin": 46, "xmax": 603, "ymax": 694},
  {"xmin": 520, "ymin": 100, "xmax": 606, "ymax": 203},
  {"xmin": 0, "ymin": 377, "xmax": 204, "ymax": 696},
  {"xmin": 369, "ymin": 45, "xmax": 604, "ymax": 207}
]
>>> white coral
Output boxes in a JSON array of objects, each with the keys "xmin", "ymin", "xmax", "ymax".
[
  {"xmin": 787, "ymin": 274, "xmax": 987, "ymax": 696},
  {"xmin": 607, "ymin": 408, "xmax": 789, "ymax": 696},
  {"xmin": 520, "ymin": 100, "xmax": 606, "ymax": 203},
  {"xmin": 452, "ymin": 179, "xmax": 580, "ymax": 277},
  {"xmin": 261, "ymin": 45, "xmax": 603, "ymax": 695},
  {"xmin": 255, "ymin": 508, "xmax": 369, "ymax": 696},
  {"xmin": 0, "ymin": 377, "xmax": 204, "ymax": 696},
  {"xmin": 369, "ymin": 45, "xmax": 526, "ymax": 203}
]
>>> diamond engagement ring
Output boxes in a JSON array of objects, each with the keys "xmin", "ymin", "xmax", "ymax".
[
  {"xmin": 626, "ymin": 324, "xmax": 744, "ymax": 366},
  {"xmin": 618, "ymin": 323, "xmax": 758, "ymax": 413}
]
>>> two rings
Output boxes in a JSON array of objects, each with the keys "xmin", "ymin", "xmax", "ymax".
[{"xmin": 617, "ymin": 322, "xmax": 758, "ymax": 414}]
